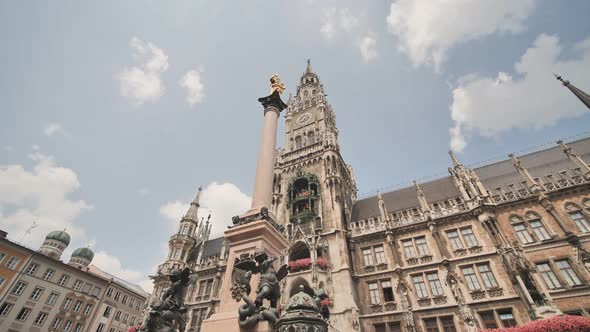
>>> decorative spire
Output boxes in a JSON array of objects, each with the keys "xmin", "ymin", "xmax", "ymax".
[
  {"xmin": 508, "ymin": 154, "xmax": 541, "ymax": 193},
  {"xmin": 448, "ymin": 150, "xmax": 461, "ymax": 168},
  {"xmin": 377, "ymin": 191, "xmax": 388, "ymax": 221},
  {"xmin": 557, "ymin": 140, "xmax": 590, "ymax": 179},
  {"xmin": 306, "ymin": 59, "xmax": 313, "ymax": 74},
  {"xmin": 555, "ymin": 74, "xmax": 590, "ymax": 110},
  {"xmin": 414, "ymin": 181, "xmax": 430, "ymax": 213},
  {"xmin": 184, "ymin": 186, "xmax": 203, "ymax": 221}
]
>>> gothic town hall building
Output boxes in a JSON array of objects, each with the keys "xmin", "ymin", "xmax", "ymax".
[{"xmin": 148, "ymin": 62, "xmax": 590, "ymax": 332}]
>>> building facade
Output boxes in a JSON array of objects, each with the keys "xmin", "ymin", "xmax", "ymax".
[
  {"xmin": 148, "ymin": 62, "xmax": 590, "ymax": 332},
  {"xmin": 0, "ymin": 230, "xmax": 149, "ymax": 332}
]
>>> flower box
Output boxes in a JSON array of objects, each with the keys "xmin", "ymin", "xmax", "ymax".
[
  {"xmin": 288, "ymin": 258, "xmax": 311, "ymax": 272},
  {"xmin": 482, "ymin": 315, "xmax": 590, "ymax": 332},
  {"xmin": 316, "ymin": 257, "xmax": 328, "ymax": 270}
]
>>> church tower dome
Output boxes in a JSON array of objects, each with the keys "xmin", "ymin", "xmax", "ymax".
[
  {"xmin": 68, "ymin": 247, "xmax": 95, "ymax": 269},
  {"xmin": 38, "ymin": 230, "xmax": 70, "ymax": 260}
]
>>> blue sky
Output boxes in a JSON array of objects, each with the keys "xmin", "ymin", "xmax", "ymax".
[{"xmin": 1, "ymin": 0, "xmax": 589, "ymax": 291}]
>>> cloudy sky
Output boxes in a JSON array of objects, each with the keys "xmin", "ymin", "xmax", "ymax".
[{"xmin": 1, "ymin": 1, "xmax": 589, "ymax": 292}]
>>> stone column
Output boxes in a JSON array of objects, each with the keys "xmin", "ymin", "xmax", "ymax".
[{"xmin": 245, "ymin": 91, "xmax": 287, "ymax": 217}]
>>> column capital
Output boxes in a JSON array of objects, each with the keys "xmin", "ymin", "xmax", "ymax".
[{"xmin": 258, "ymin": 90, "xmax": 287, "ymax": 112}]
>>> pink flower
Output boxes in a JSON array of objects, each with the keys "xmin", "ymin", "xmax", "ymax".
[
  {"xmin": 481, "ymin": 315, "xmax": 590, "ymax": 332},
  {"xmin": 288, "ymin": 258, "xmax": 312, "ymax": 271},
  {"xmin": 316, "ymin": 258, "xmax": 328, "ymax": 269},
  {"xmin": 320, "ymin": 298, "xmax": 331, "ymax": 307}
]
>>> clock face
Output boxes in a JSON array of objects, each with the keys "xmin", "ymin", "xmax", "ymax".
[{"xmin": 299, "ymin": 113, "xmax": 311, "ymax": 125}]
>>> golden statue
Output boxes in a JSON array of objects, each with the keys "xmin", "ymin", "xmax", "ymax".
[{"xmin": 269, "ymin": 73, "xmax": 286, "ymax": 95}]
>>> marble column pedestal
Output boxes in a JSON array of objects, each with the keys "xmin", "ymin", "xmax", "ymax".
[{"xmin": 200, "ymin": 219, "xmax": 288, "ymax": 332}]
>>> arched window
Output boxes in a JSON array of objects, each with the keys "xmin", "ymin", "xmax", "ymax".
[
  {"xmin": 565, "ymin": 202, "xmax": 590, "ymax": 233},
  {"xmin": 525, "ymin": 211, "xmax": 551, "ymax": 241},
  {"xmin": 308, "ymin": 131, "xmax": 315, "ymax": 144},
  {"xmin": 510, "ymin": 215, "xmax": 534, "ymax": 244},
  {"xmin": 289, "ymin": 277, "xmax": 313, "ymax": 297},
  {"xmin": 295, "ymin": 136, "xmax": 302, "ymax": 149}
]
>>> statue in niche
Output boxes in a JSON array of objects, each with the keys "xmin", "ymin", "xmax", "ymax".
[
  {"xmin": 233, "ymin": 248, "xmax": 288, "ymax": 328},
  {"xmin": 142, "ymin": 267, "xmax": 194, "ymax": 332}
]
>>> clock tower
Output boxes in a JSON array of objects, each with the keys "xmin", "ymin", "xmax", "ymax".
[{"xmin": 272, "ymin": 60, "xmax": 360, "ymax": 331}]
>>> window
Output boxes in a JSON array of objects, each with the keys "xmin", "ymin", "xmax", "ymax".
[
  {"xmin": 12, "ymin": 281, "xmax": 27, "ymax": 295},
  {"xmin": 424, "ymin": 318, "xmax": 439, "ymax": 332},
  {"xmin": 446, "ymin": 230, "xmax": 463, "ymax": 250},
  {"xmin": 537, "ymin": 262, "xmax": 561, "ymax": 289},
  {"xmin": 412, "ymin": 275, "xmax": 429, "ymax": 298},
  {"xmin": 5, "ymin": 257, "xmax": 20, "ymax": 270},
  {"xmin": 129, "ymin": 298, "xmax": 135, "ymax": 308},
  {"xmin": 82, "ymin": 283, "xmax": 92, "ymax": 294},
  {"xmin": 373, "ymin": 324, "xmax": 386, "ymax": 332},
  {"xmin": 498, "ymin": 309, "xmax": 517, "ymax": 327},
  {"xmin": 30, "ymin": 287, "xmax": 44, "ymax": 300},
  {"xmin": 43, "ymin": 268, "xmax": 56, "ymax": 280},
  {"xmin": 568, "ymin": 211, "xmax": 590, "ymax": 233},
  {"xmin": 63, "ymin": 298, "xmax": 73, "ymax": 310},
  {"xmin": 440, "ymin": 316, "xmax": 457, "ymax": 332},
  {"xmin": 480, "ymin": 311, "xmax": 498, "ymax": 329},
  {"xmin": 108, "ymin": 328, "xmax": 114, "ymax": 332},
  {"xmin": 382, "ymin": 280, "xmax": 394, "ymax": 302},
  {"xmin": 529, "ymin": 220, "xmax": 551, "ymax": 240},
  {"xmin": 205, "ymin": 280, "xmax": 213, "ymax": 296},
  {"xmin": 103, "ymin": 306, "xmax": 112, "ymax": 318},
  {"xmin": 34, "ymin": 312, "xmax": 48, "ymax": 326},
  {"xmin": 368, "ymin": 282, "xmax": 380, "ymax": 305},
  {"xmin": 73, "ymin": 280, "xmax": 83, "ymax": 291},
  {"xmin": 374, "ymin": 246, "xmax": 386, "ymax": 265},
  {"xmin": 75, "ymin": 323, "xmax": 84, "ymax": 332},
  {"xmin": 46, "ymin": 291, "xmax": 60, "ymax": 305},
  {"xmin": 477, "ymin": 264, "xmax": 498, "ymax": 288},
  {"xmin": 73, "ymin": 300, "xmax": 83, "ymax": 312},
  {"xmin": 122, "ymin": 294, "xmax": 128, "ymax": 304},
  {"xmin": 461, "ymin": 267, "xmax": 481, "ymax": 290},
  {"xmin": 362, "ymin": 248, "xmax": 374, "ymax": 266},
  {"xmin": 295, "ymin": 136, "xmax": 302, "ymax": 149},
  {"xmin": 415, "ymin": 237, "xmax": 431, "ymax": 256},
  {"xmin": 426, "ymin": 272, "xmax": 444, "ymax": 296},
  {"xmin": 0, "ymin": 252, "xmax": 5, "ymax": 263},
  {"xmin": 16, "ymin": 307, "xmax": 32, "ymax": 321},
  {"xmin": 58, "ymin": 274, "xmax": 70, "ymax": 286},
  {"xmin": 106, "ymin": 287, "xmax": 114, "ymax": 297},
  {"xmin": 555, "ymin": 260, "xmax": 582, "ymax": 286},
  {"xmin": 0, "ymin": 302, "xmax": 14, "ymax": 316},
  {"xmin": 97, "ymin": 323, "xmax": 105, "ymax": 332},
  {"xmin": 83, "ymin": 303, "xmax": 93, "ymax": 315},
  {"xmin": 114, "ymin": 309, "xmax": 122, "ymax": 321},
  {"xmin": 51, "ymin": 317, "xmax": 63, "ymax": 329},
  {"xmin": 130, "ymin": 316, "xmax": 136, "ymax": 325},
  {"xmin": 389, "ymin": 322, "xmax": 402, "ymax": 332},
  {"xmin": 114, "ymin": 291, "xmax": 121, "ymax": 301},
  {"xmin": 123, "ymin": 312, "xmax": 129, "ymax": 324},
  {"xmin": 513, "ymin": 223, "xmax": 534, "ymax": 244},
  {"xmin": 64, "ymin": 320, "xmax": 74, "ymax": 332},
  {"xmin": 402, "ymin": 239, "xmax": 417, "ymax": 259},
  {"xmin": 26, "ymin": 263, "xmax": 40, "ymax": 275},
  {"xmin": 0, "ymin": 276, "xmax": 5, "ymax": 287},
  {"xmin": 461, "ymin": 228, "xmax": 479, "ymax": 247},
  {"xmin": 92, "ymin": 287, "xmax": 101, "ymax": 297}
]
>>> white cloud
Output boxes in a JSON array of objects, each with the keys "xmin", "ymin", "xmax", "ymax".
[
  {"xmin": 359, "ymin": 34, "xmax": 378, "ymax": 63},
  {"xmin": 320, "ymin": 8, "xmax": 359, "ymax": 40},
  {"xmin": 159, "ymin": 182, "xmax": 251, "ymax": 236},
  {"xmin": 119, "ymin": 37, "xmax": 169, "ymax": 105},
  {"xmin": 386, "ymin": 0, "xmax": 535, "ymax": 70},
  {"xmin": 0, "ymin": 151, "xmax": 92, "ymax": 248},
  {"xmin": 138, "ymin": 278, "xmax": 154, "ymax": 293},
  {"xmin": 44, "ymin": 122, "xmax": 69, "ymax": 137},
  {"xmin": 92, "ymin": 251, "xmax": 143, "ymax": 281},
  {"xmin": 179, "ymin": 69, "xmax": 205, "ymax": 106},
  {"xmin": 449, "ymin": 34, "xmax": 590, "ymax": 152}
]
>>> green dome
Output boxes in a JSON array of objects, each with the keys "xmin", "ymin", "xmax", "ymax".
[
  {"xmin": 286, "ymin": 286, "xmax": 318, "ymax": 312},
  {"xmin": 46, "ymin": 230, "xmax": 71, "ymax": 246},
  {"xmin": 71, "ymin": 247, "xmax": 94, "ymax": 261}
]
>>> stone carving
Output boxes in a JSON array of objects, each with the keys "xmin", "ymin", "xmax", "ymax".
[
  {"xmin": 233, "ymin": 248, "xmax": 288, "ymax": 328},
  {"xmin": 231, "ymin": 207, "xmax": 284, "ymax": 233},
  {"xmin": 444, "ymin": 267, "xmax": 477, "ymax": 330},
  {"xmin": 142, "ymin": 267, "xmax": 194, "ymax": 332}
]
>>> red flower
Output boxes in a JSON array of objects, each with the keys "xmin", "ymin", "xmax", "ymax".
[
  {"xmin": 320, "ymin": 298, "xmax": 331, "ymax": 307},
  {"xmin": 316, "ymin": 258, "xmax": 328, "ymax": 269},
  {"xmin": 288, "ymin": 258, "xmax": 312, "ymax": 271},
  {"xmin": 481, "ymin": 315, "xmax": 590, "ymax": 332}
]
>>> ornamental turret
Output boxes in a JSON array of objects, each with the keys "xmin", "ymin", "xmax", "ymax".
[{"xmin": 68, "ymin": 247, "xmax": 94, "ymax": 269}]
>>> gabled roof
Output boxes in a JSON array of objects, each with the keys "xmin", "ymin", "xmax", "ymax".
[{"xmin": 350, "ymin": 137, "xmax": 590, "ymax": 223}]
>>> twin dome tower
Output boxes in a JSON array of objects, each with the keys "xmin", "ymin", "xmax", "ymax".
[{"xmin": 37, "ymin": 229, "xmax": 95, "ymax": 269}]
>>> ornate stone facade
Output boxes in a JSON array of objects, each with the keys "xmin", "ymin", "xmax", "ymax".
[{"xmin": 149, "ymin": 62, "xmax": 590, "ymax": 331}]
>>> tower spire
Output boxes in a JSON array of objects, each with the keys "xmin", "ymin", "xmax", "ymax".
[
  {"xmin": 509, "ymin": 154, "xmax": 541, "ymax": 193},
  {"xmin": 414, "ymin": 181, "xmax": 430, "ymax": 214},
  {"xmin": 305, "ymin": 59, "xmax": 313, "ymax": 74},
  {"xmin": 185, "ymin": 186, "xmax": 203, "ymax": 221},
  {"xmin": 555, "ymin": 74, "xmax": 590, "ymax": 110},
  {"xmin": 448, "ymin": 150, "xmax": 461, "ymax": 168}
]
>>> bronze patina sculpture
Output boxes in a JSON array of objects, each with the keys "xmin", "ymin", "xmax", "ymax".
[
  {"xmin": 232, "ymin": 248, "xmax": 288, "ymax": 328},
  {"xmin": 143, "ymin": 267, "xmax": 194, "ymax": 332}
]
